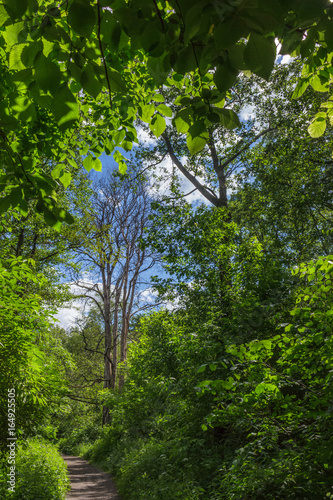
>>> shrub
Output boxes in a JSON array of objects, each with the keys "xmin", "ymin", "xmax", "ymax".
[
  {"xmin": 10, "ymin": 438, "xmax": 70, "ymax": 500},
  {"xmin": 58, "ymin": 422, "xmax": 101, "ymax": 455}
]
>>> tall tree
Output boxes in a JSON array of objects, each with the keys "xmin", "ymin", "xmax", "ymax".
[
  {"xmin": 73, "ymin": 171, "xmax": 159, "ymax": 423},
  {"xmin": 135, "ymin": 61, "xmax": 328, "ymax": 209}
]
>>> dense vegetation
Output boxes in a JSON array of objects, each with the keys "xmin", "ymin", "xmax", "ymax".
[{"xmin": 1, "ymin": 1, "xmax": 333, "ymax": 499}]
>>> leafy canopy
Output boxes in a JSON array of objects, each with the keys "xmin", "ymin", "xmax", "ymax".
[{"xmin": 0, "ymin": 0, "xmax": 332, "ymax": 223}]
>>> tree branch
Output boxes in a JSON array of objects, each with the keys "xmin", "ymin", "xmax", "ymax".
[
  {"xmin": 162, "ymin": 134, "xmax": 219, "ymax": 206},
  {"xmin": 220, "ymin": 127, "xmax": 277, "ymax": 172}
]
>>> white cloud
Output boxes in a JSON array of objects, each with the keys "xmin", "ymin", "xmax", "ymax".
[
  {"xmin": 280, "ymin": 54, "xmax": 293, "ymax": 65},
  {"xmin": 276, "ymin": 41, "xmax": 294, "ymax": 66},
  {"xmin": 55, "ymin": 306, "xmax": 81, "ymax": 330},
  {"xmin": 54, "ymin": 279, "xmax": 101, "ymax": 331},
  {"xmin": 135, "ymin": 126, "xmax": 158, "ymax": 147},
  {"xmin": 239, "ymin": 104, "xmax": 256, "ymax": 121},
  {"xmin": 139, "ymin": 287, "xmax": 159, "ymax": 304}
]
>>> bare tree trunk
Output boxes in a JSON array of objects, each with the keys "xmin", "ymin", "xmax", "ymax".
[
  {"xmin": 118, "ymin": 254, "xmax": 129, "ymax": 390},
  {"xmin": 111, "ymin": 287, "xmax": 121, "ymax": 390},
  {"xmin": 119, "ymin": 312, "xmax": 130, "ymax": 391},
  {"xmin": 102, "ymin": 294, "xmax": 112, "ymax": 425}
]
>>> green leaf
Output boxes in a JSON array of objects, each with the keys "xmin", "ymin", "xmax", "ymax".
[
  {"xmin": 81, "ymin": 63, "xmax": 103, "ymax": 98},
  {"xmin": 137, "ymin": 23, "xmax": 164, "ymax": 56},
  {"xmin": 3, "ymin": 0, "xmax": 28, "ymax": 20},
  {"xmin": 51, "ymin": 86, "xmax": 79, "ymax": 129},
  {"xmin": 42, "ymin": 206, "xmax": 62, "ymax": 231},
  {"xmin": 140, "ymin": 103, "xmax": 155, "ymax": 124},
  {"xmin": 310, "ymin": 74, "xmax": 329, "ymax": 92},
  {"xmin": 186, "ymin": 121, "xmax": 209, "ymax": 155},
  {"xmin": 18, "ymin": 199, "xmax": 28, "ymax": 216},
  {"xmin": 214, "ymin": 18, "xmax": 248, "ymax": 49},
  {"xmin": 261, "ymin": 340, "xmax": 272, "ymax": 350},
  {"xmin": 217, "ymin": 108, "xmax": 240, "ymax": 129},
  {"xmin": 157, "ymin": 104, "xmax": 172, "ymax": 118},
  {"xmin": 12, "ymin": 95, "xmax": 36, "ymax": 123},
  {"xmin": 0, "ymin": 194, "xmax": 13, "ymax": 214},
  {"xmin": 21, "ymin": 41, "xmax": 43, "ymax": 67},
  {"xmin": 221, "ymin": 380, "xmax": 233, "ymax": 390},
  {"xmin": 149, "ymin": 114, "xmax": 166, "ymax": 138},
  {"xmin": 4, "ymin": 187, "xmax": 22, "ymax": 209},
  {"xmin": 184, "ymin": 2, "xmax": 203, "ymax": 44},
  {"xmin": 106, "ymin": 68, "xmax": 127, "ymax": 93},
  {"xmin": 213, "ymin": 61, "xmax": 238, "ymax": 93},
  {"xmin": 255, "ymin": 382, "xmax": 277, "ymax": 395},
  {"xmin": 296, "ymin": 0, "xmax": 328, "ymax": 21},
  {"xmin": 34, "ymin": 53, "xmax": 62, "ymax": 93},
  {"xmin": 292, "ymin": 78, "xmax": 310, "ymax": 99},
  {"xmin": 67, "ymin": 158, "xmax": 78, "ymax": 169},
  {"xmin": 83, "ymin": 154, "xmax": 102, "ymax": 172},
  {"xmin": 152, "ymin": 93, "xmax": 164, "ymax": 103},
  {"xmin": 68, "ymin": 0, "xmax": 96, "ymax": 37},
  {"xmin": 100, "ymin": 10, "xmax": 123, "ymax": 50},
  {"xmin": 113, "ymin": 150, "xmax": 127, "ymax": 174},
  {"xmin": 0, "ymin": 4, "xmax": 10, "ymax": 25},
  {"xmin": 244, "ymin": 34, "xmax": 276, "ymax": 80},
  {"xmin": 83, "ymin": 154, "xmax": 93, "ymax": 171},
  {"xmin": 3, "ymin": 21, "xmax": 25, "ymax": 46},
  {"xmin": 59, "ymin": 171, "xmax": 72, "ymax": 189},
  {"xmin": 64, "ymin": 210, "xmax": 75, "ymax": 225},
  {"xmin": 174, "ymin": 45, "xmax": 197, "ymax": 74},
  {"xmin": 308, "ymin": 113, "xmax": 327, "ymax": 138},
  {"xmin": 51, "ymin": 164, "xmax": 63, "ymax": 179},
  {"xmin": 147, "ymin": 56, "xmax": 170, "ymax": 85},
  {"xmin": 228, "ymin": 43, "xmax": 247, "ymax": 70},
  {"xmin": 9, "ymin": 43, "xmax": 27, "ymax": 70},
  {"xmin": 174, "ymin": 108, "xmax": 192, "ymax": 134},
  {"xmin": 240, "ymin": 0, "xmax": 284, "ymax": 33}
]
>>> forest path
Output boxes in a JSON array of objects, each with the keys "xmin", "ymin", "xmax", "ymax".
[{"xmin": 62, "ymin": 455, "xmax": 121, "ymax": 500}]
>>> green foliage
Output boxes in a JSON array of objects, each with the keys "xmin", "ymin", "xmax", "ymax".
[
  {"xmin": 0, "ymin": 257, "xmax": 68, "ymax": 449},
  {"xmin": 83, "ymin": 309, "xmax": 225, "ymax": 499},
  {"xmin": 231, "ymin": 109, "xmax": 333, "ymax": 264},
  {"xmin": 197, "ymin": 256, "xmax": 333, "ymax": 499},
  {"xmin": 58, "ymin": 421, "xmax": 101, "ymax": 456},
  {"xmin": 83, "ymin": 214, "xmax": 333, "ymax": 499},
  {"xmin": 51, "ymin": 315, "xmax": 104, "ymax": 453},
  {"xmin": 0, "ymin": 0, "xmax": 332, "ymax": 216},
  {"xmin": 12, "ymin": 438, "xmax": 69, "ymax": 500},
  {"xmin": 146, "ymin": 203, "xmax": 236, "ymax": 306}
]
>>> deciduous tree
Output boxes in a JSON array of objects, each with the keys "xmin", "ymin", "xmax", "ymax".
[{"xmin": 73, "ymin": 172, "xmax": 159, "ymax": 423}]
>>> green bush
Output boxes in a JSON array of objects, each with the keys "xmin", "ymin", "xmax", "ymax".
[
  {"xmin": 114, "ymin": 437, "xmax": 206, "ymax": 500},
  {"xmin": 10, "ymin": 438, "xmax": 70, "ymax": 500},
  {"xmin": 58, "ymin": 421, "xmax": 101, "ymax": 455}
]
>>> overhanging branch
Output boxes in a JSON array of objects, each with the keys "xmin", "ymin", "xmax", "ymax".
[{"xmin": 162, "ymin": 134, "xmax": 220, "ymax": 206}]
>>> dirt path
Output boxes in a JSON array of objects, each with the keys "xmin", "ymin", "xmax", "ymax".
[{"xmin": 62, "ymin": 455, "xmax": 121, "ymax": 500}]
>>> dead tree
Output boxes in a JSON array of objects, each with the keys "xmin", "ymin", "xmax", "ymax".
[{"xmin": 74, "ymin": 172, "xmax": 159, "ymax": 424}]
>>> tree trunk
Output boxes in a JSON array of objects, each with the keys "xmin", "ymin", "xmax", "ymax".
[
  {"xmin": 102, "ymin": 297, "xmax": 112, "ymax": 425},
  {"xmin": 118, "ymin": 313, "xmax": 130, "ymax": 391},
  {"xmin": 111, "ymin": 288, "xmax": 121, "ymax": 390}
]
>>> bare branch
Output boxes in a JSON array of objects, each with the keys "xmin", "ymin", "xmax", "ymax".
[{"xmin": 162, "ymin": 134, "xmax": 220, "ymax": 206}]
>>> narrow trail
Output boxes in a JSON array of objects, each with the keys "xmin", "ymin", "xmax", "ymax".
[{"xmin": 63, "ymin": 455, "xmax": 121, "ymax": 500}]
